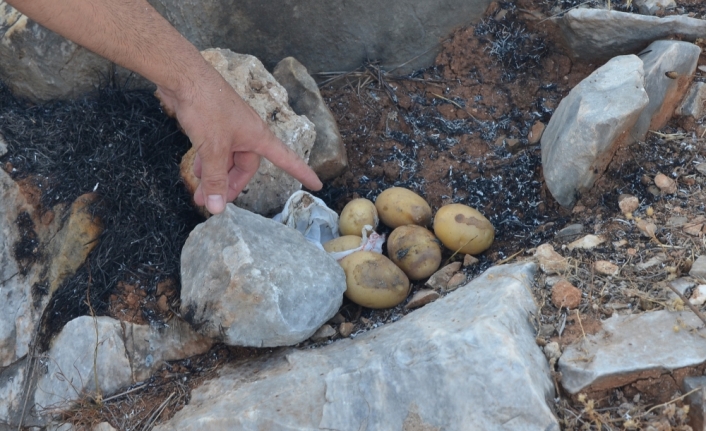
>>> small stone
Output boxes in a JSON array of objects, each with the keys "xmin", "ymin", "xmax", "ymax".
[
  {"xmin": 627, "ymin": 248, "xmax": 637, "ymax": 256},
  {"xmin": 338, "ymin": 322, "xmax": 355, "ymax": 338},
  {"xmin": 594, "ymin": 260, "xmax": 619, "ymax": 276},
  {"xmin": 311, "ymin": 325, "xmax": 336, "ymax": 342},
  {"xmin": 700, "ymin": 65, "xmax": 706, "ymax": 73},
  {"xmin": 634, "ymin": 0, "xmax": 675, "ymax": 15},
  {"xmin": 539, "ymin": 324, "xmax": 556, "ymax": 338},
  {"xmin": 425, "ymin": 262, "xmax": 462, "ymax": 291},
  {"xmin": 675, "ymin": 82, "xmax": 706, "ymax": 119},
  {"xmin": 545, "ymin": 275, "xmax": 563, "ymax": 287},
  {"xmin": 463, "ymin": 254, "xmax": 479, "ymax": 267},
  {"xmin": 551, "ymin": 280, "xmax": 582, "ymax": 309},
  {"xmin": 613, "ymin": 239, "xmax": 628, "ymax": 248},
  {"xmin": 691, "ymin": 256, "xmax": 706, "ymax": 279},
  {"xmin": 534, "ymin": 243, "xmax": 569, "ymax": 275},
  {"xmin": 689, "ymin": 285, "xmax": 706, "ymax": 306},
  {"xmin": 328, "ymin": 313, "xmax": 346, "ymax": 325},
  {"xmin": 405, "ymin": 289, "xmax": 440, "ymax": 310},
  {"xmin": 567, "ymin": 235, "xmax": 605, "ymax": 251},
  {"xmin": 157, "ymin": 295, "xmax": 169, "ymax": 312},
  {"xmin": 636, "ymin": 219, "xmax": 657, "ymax": 238},
  {"xmin": 683, "ymin": 376, "xmax": 706, "ymax": 430},
  {"xmin": 697, "ymin": 163, "xmax": 706, "ymax": 176},
  {"xmin": 636, "ymin": 253, "xmax": 667, "ymax": 270},
  {"xmin": 684, "ymin": 222, "xmax": 704, "ymax": 237},
  {"xmin": 667, "ymin": 278, "xmax": 696, "ymax": 300},
  {"xmin": 647, "ymin": 185, "xmax": 662, "ymax": 197},
  {"xmin": 654, "ymin": 173, "xmax": 677, "ymax": 194},
  {"xmin": 618, "ymin": 194, "xmax": 639, "ymax": 214},
  {"xmin": 93, "ymin": 423, "xmax": 118, "ymax": 431},
  {"xmin": 556, "ymin": 223, "xmax": 584, "ymax": 240},
  {"xmin": 446, "ymin": 273, "xmax": 467, "ymax": 292},
  {"xmin": 528, "ymin": 121, "xmax": 545, "ymax": 145},
  {"xmin": 666, "ymin": 215, "xmax": 688, "ymax": 227}
]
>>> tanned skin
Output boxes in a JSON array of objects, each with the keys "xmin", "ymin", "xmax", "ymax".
[{"xmin": 6, "ymin": 0, "xmax": 322, "ymax": 214}]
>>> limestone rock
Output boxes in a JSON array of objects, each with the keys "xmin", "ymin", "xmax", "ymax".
[
  {"xmin": 559, "ymin": 310, "xmax": 706, "ymax": 395},
  {"xmin": 568, "ymin": 234, "xmax": 606, "ymax": 251},
  {"xmin": 618, "ymin": 194, "xmax": 639, "ymax": 214},
  {"xmin": 690, "ymin": 256, "xmax": 706, "ymax": 279},
  {"xmin": 634, "ymin": 0, "xmax": 676, "ymax": 15},
  {"xmin": 593, "ymin": 260, "xmax": 619, "ymax": 276},
  {"xmin": 0, "ymin": 358, "xmax": 29, "ymax": 427},
  {"xmin": 630, "ymin": 40, "xmax": 701, "ymax": 142},
  {"xmin": 180, "ymin": 204, "xmax": 346, "ymax": 347},
  {"xmin": 689, "ymin": 285, "xmax": 706, "ymax": 306},
  {"xmin": 425, "ymin": 262, "xmax": 462, "ymax": 291},
  {"xmin": 45, "ymin": 193, "xmax": 103, "ymax": 294},
  {"xmin": 528, "ymin": 121, "xmax": 545, "ymax": 145},
  {"xmin": 534, "ymin": 243, "xmax": 568, "ymax": 275},
  {"xmin": 338, "ymin": 322, "xmax": 355, "ymax": 338},
  {"xmin": 273, "ymin": 57, "xmax": 348, "ymax": 181},
  {"xmin": 541, "ymin": 55, "xmax": 648, "ymax": 207},
  {"xmin": 196, "ymin": 48, "xmax": 316, "ymax": 216},
  {"xmin": 556, "ymin": 9, "xmax": 706, "ymax": 61},
  {"xmin": 556, "ymin": 223, "xmax": 584, "ymax": 240},
  {"xmin": 155, "ymin": 263, "xmax": 559, "ymax": 431},
  {"xmin": 463, "ymin": 254, "xmax": 479, "ymax": 266},
  {"xmin": 676, "ymin": 82, "xmax": 706, "ymax": 120},
  {"xmin": 404, "ymin": 289, "xmax": 440, "ymax": 309},
  {"xmin": 684, "ymin": 376, "xmax": 706, "ymax": 431},
  {"xmin": 446, "ymin": 272, "xmax": 467, "ymax": 291}
]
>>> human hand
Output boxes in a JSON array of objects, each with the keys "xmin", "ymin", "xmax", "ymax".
[{"xmin": 157, "ymin": 64, "xmax": 322, "ymax": 215}]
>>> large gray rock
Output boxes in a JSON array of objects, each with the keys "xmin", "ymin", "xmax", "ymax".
[
  {"xmin": 631, "ymin": 40, "xmax": 701, "ymax": 142},
  {"xmin": 541, "ymin": 55, "xmax": 649, "ymax": 207},
  {"xmin": 559, "ymin": 310, "xmax": 706, "ymax": 395},
  {"xmin": 156, "ymin": 263, "xmax": 559, "ymax": 431},
  {"xmin": 556, "ymin": 9, "xmax": 706, "ymax": 61},
  {"xmin": 180, "ymin": 204, "xmax": 346, "ymax": 347},
  {"xmin": 30, "ymin": 316, "xmax": 211, "ymax": 423},
  {"xmin": 273, "ymin": 57, "xmax": 348, "ymax": 182},
  {"xmin": 0, "ymin": 0, "xmax": 493, "ymax": 102},
  {"xmin": 202, "ymin": 49, "xmax": 316, "ymax": 216}
]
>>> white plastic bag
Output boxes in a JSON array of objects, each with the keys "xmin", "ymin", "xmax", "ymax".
[
  {"xmin": 273, "ymin": 191, "xmax": 339, "ymax": 249},
  {"xmin": 328, "ymin": 225, "xmax": 385, "ymax": 261}
]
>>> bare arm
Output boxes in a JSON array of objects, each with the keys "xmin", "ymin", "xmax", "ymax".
[{"xmin": 6, "ymin": 0, "xmax": 322, "ymax": 214}]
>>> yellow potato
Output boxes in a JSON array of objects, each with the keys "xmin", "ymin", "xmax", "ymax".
[
  {"xmin": 339, "ymin": 198, "xmax": 378, "ymax": 236},
  {"xmin": 433, "ymin": 204, "xmax": 494, "ymax": 255},
  {"xmin": 374, "ymin": 187, "xmax": 432, "ymax": 229},
  {"xmin": 387, "ymin": 225, "xmax": 442, "ymax": 280},
  {"xmin": 323, "ymin": 235, "xmax": 362, "ymax": 253},
  {"xmin": 340, "ymin": 251, "xmax": 410, "ymax": 309}
]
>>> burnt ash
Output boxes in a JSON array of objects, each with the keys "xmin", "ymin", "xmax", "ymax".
[{"xmin": 0, "ymin": 82, "xmax": 200, "ymax": 339}]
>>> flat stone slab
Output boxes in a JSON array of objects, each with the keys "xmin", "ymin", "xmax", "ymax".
[
  {"xmin": 556, "ymin": 9, "xmax": 706, "ymax": 61},
  {"xmin": 156, "ymin": 263, "xmax": 559, "ymax": 431},
  {"xmin": 559, "ymin": 310, "xmax": 706, "ymax": 395}
]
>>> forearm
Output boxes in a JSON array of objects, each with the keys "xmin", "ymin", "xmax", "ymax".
[{"xmin": 5, "ymin": 0, "xmax": 207, "ymax": 96}]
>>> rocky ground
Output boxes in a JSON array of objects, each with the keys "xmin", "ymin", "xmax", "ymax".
[{"xmin": 2, "ymin": 0, "xmax": 706, "ymax": 429}]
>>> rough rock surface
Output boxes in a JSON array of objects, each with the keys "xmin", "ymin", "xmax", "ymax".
[
  {"xmin": 273, "ymin": 57, "xmax": 348, "ymax": 181},
  {"xmin": 634, "ymin": 0, "xmax": 676, "ymax": 15},
  {"xmin": 29, "ymin": 316, "xmax": 211, "ymax": 423},
  {"xmin": 1, "ymin": 0, "xmax": 493, "ymax": 101},
  {"xmin": 684, "ymin": 376, "xmax": 706, "ymax": 431},
  {"xmin": 676, "ymin": 82, "xmax": 706, "ymax": 119},
  {"xmin": 541, "ymin": 55, "xmax": 648, "ymax": 207},
  {"xmin": 631, "ymin": 40, "xmax": 700, "ymax": 142},
  {"xmin": 156, "ymin": 263, "xmax": 559, "ymax": 431},
  {"xmin": 690, "ymin": 255, "xmax": 706, "ymax": 279},
  {"xmin": 534, "ymin": 243, "xmax": 568, "ymax": 274},
  {"xmin": 556, "ymin": 9, "xmax": 706, "ymax": 61},
  {"xmin": 559, "ymin": 310, "xmax": 706, "ymax": 395},
  {"xmin": 180, "ymin": 204, "xmax": 346, "ymax": 347},
  {"xmin": 187, "ymin": 48, "xmax": 317, "ymax": 216}
]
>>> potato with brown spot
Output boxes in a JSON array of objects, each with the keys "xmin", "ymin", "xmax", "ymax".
[
  {"xmin": 340, "ymin": 251, "xmax": 410, "ymax": 308},
  {"xmin": 375, "ymin": 187, "xmax": 432, "ymax": 228},
  {"xmin": 323, "ymin": 235, "xmax": 362, "ymax": 253},
  {"xmin": 339, "ymin": 198, "xmax": 378, "ymax": 236},
  {"xmin": 433, "ymin": 204, "xmax": 494, "ymax": 255},
  {"xmin": 387, "ymin": 225, "xmax": 442, "ymax": 280}
]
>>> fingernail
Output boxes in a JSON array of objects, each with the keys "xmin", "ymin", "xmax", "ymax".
[{"xmin": 207, "ymin": 195, "xmax": 225, "ymax": 214}]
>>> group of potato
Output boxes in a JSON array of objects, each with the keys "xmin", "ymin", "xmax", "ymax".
[{"xmin": 323, "ymin": 187, "xmax": 495, "ymax": 309}]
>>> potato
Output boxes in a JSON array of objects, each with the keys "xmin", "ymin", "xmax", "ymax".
[
  {"xmin": 339, "ymin": 198, "xmax": 378, "ymax": 236},
  {"xmin": 387, "ymin": 225, "xmax": 442, "ymax": 280},
  {"xmin": 375, "ymin": 187, "xmax": 432, "ymax": 229},
  {"xmin": 323, "ymin": 235, "xmax": 362, "ymax": 253},
  {"xmin": 340, "ymin": 251, "xmax": 410, "ymax": 309},
  {"xmin": 433, "ymin": 204, "xmax": 494, "ymax": 255}
]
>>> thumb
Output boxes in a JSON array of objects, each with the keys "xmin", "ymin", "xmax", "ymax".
[{"xmin": 194, "ymin": 144, "xmax": 231, "ymax": 214}]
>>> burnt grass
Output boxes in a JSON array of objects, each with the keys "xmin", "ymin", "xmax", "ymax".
[{"xmin": 0, "ymin": 81, "xmax": 201, "ymax": 345}]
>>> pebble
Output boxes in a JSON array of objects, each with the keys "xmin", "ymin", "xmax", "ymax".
[
  {"xmin": 545, "ymin": 275, "xmax": 564, "ymax": 287},
  {"xmin": 647, "ymin": 185, "xmax": 662, "ymax": 197},
  {"xmin": 683, "ymin": 376, "xmax": 706, "ymax": 430},
  {"xmin": 446, "ymin": 273, "xmax": 467, "ymax": 292},
  {"xmin": 689, "ymin": 285, "xmax": 706, "ymax": 306},
  {"xmin": 691, "ymin": 256, "xmax": 706, "ymax": 279},
  {"xmin": 618, "ymin": 194, "xmax": 639, "ymax": 214},
  {"xmin": 534, "ymin": 244, "xmax": 569, "ymax": 274},
  {"xmin": 311, "ymin": 324, "xmax": 336, "ymax": 342},
  {"xmin": 613, "ymin": 239, "xmax": 628, "ymax": 248},
  {"xmin": 528, "ymin": 121, "xmax": 545, "ymax": 145},
  {"xmin": 551, "ymin": 280, "xmax": 582, "ymax": 309},
  {"xmin": 635, "ymin": 253, "xmax": 667, "ymax": 271},
  {"xmin": 666, "ymin": 216, "xmax": 688, "ymax": 227},
  {"xmin": 543, "ymin": 341, "xmax": 562, "ymax": 364},
  {"xmin": 463, "ymin": 254, "xmax": 479, "ymax": 267},
  {"xmin": 696, "ymin": 163, "xmax": 706, "ymax": 176},
  {"xmin": 338, "ymin": 322, "xmax": 355, "ymax": 338},
  {"xmin": 594, "ymin": 260, "xmax": 619, "ymax": 276},
  {"xmin": 405, "ymin": 289, "xmax": 440, "ymax": 310},
  {"xmin": 425, "ymin": 262, "xmax": 462, "ymax": 291},
  {"xmin": 683, "ymin": 222, "xmax": 704, "ymax": 237},
  {"xmin": 555, "ymin": 223, "xmax": 584, "ymax": 240},
  {"xmin": 654, "ymin": 173, "xmax": 677, "ymax": 194},
  {"xmin": 567, "ymin": 235, "xmax": 605, "ymax": 251}
]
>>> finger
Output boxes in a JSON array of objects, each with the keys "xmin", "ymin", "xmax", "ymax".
[
  {"xmin": 225, "ymin": 152, "xmax": 261, "ymax": 202},
  {"xmin": 257, "ymin": 136, "xmax": 323, "ymax": 191},
  {"xmin": 195, "ymin": 142, "xmax": 231, "ymax": 214}
]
